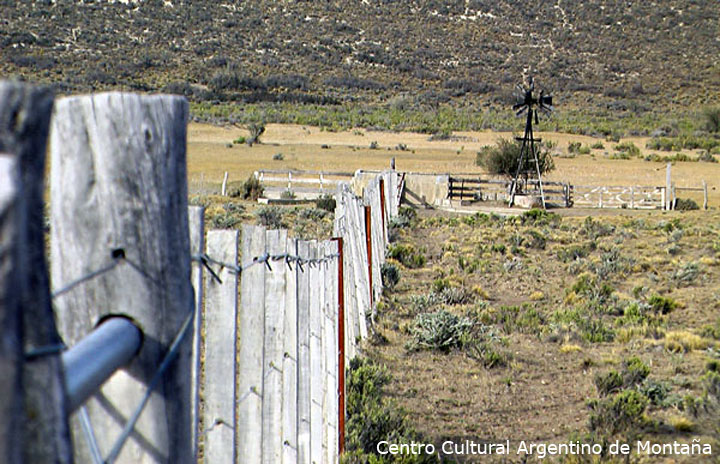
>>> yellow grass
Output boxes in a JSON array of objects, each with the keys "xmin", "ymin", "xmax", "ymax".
[
  {"xmin": 187, "ymin": 123, "xmax": 720, "ymax": 205},
  {"xmin": 664, "ymin": 331, "xmax": 713, "ymax": 353}
]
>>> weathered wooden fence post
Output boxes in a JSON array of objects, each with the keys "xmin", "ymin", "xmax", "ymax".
[
  {"xmin": 297, "ymin": 240, "xmax": 312, "ymax": 464},
  {"xmin": 0, "ymin": 81, "xmax": 73, "ymax": 464},
  {"xmin": 237, "ymin": 225, "xmax": 266, "ymax": 463},
  {"xmin": 188, "ymin": 206, "xmax": 204, "ymax": 458},
  {"xmin": 282, "ymin": 237, "xmax": 299, "ymax": 464},
  {"xmin": 666, "ymin": 163, "xmax": 672, "ymax": 210},
  {"xmin": 309, "ymin": 242, "xmax": 325, "ymax": 464},
  {"xmin": 330, "ymin": 237, "xmax": 346, "ymax": 457},
  {"xmin": 263, "ymin": 229, "xmax": 288, "ymax": 464},
  {"xmin": 50, "ymin": 92, "xmax": 193, "ymax": 463},
  {"xmin": 0, "ymin": 154, "xmax": 24, "ymax": 464},
  {"xmin": 203, "ymin": 230, "xmax": 238, "ymax": 463},
  {"xmin": 703, "ymin": 180, "xmax": 708, "ymax": 210},
  {"xmin": 324, "ymin": 240, "xmax": 339, "ymax": 464},
  {"xmin": 364, "ymin": 205, "xmax": 373, "ymax": 307}
]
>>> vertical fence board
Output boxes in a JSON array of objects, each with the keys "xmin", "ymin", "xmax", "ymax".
[
  {"xmin": 1, "ymin": 81, "xmax": 72, "ymax": 464},
  {"xmin": 309, "ymin": 242, "xmax": 325, "ymax": 464},
  {"xmin": 350, "ymin": 196, "xmax": 369, "ymax": 340},
  {"xmin": 188, "ymin": 206, "xmax": 204, "ymax": 459},
  {"xmin": 0, "ymin": 155, "xmax": 23, "ymax": 464},
  {"xmin": 296, "ymin": 240, "xmax": 312, "ymax": 464},
  {"xmin": 203, "ymin": 230, "xmax": 238, "ymax": 464},
  {"xmin": 51, "ymin": 92, "xmax": 193, "ymax": 464},
  {"xmin": 319, "ymin": 242, "xmax": 330, "ymax": 462},
  {"xmin": 282, "ymin": 238, "xmax": 299, "ymax": 464},
  {"xmin": 263, "ymin": 229, "xmax": 288, "ymax": 464},
  {"xmin": 324, "ymin": 241, "xmax": 339, "ymax": 464},
  {"xmin": 237, "ymin": 225, "xmax": 266, "ymax": 463}
]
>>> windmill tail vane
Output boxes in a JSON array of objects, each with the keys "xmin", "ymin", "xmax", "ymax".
[{"xmin": 508, "ymin": 76, "xmax": 553, "ymax": 209}]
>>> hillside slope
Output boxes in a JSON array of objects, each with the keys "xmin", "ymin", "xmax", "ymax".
[{"xmin": 2, "ymin": 0, "xmax": 719, "ymax": 109}]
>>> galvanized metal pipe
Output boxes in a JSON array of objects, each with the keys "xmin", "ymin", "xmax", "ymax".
[{"xmin": 62, "ymin": 317, "xmax": 142, "ymax": 413}]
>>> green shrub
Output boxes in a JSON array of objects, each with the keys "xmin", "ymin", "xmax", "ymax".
[
  {"xmin": 570, "ymin": 273, "xmax": 614, "ymax": 306},
  {"xmin": 595, "ymin": 370, "xmax": 624, "ymax": 396},
  {"xmin": 702, "ymin": 106, "xmax": 720, "ymax": 133},
  {"xmin": 280, "ymin": 189, "xmax": 296, "ymax": 200},
  {"xmin": 700, "ymin": 319, "xmax": 720, "ymax": 340},
  {"xmin": 588, "ymin": 389, "xmax": 649, "ymax": 437},
  {"xmin": 671, "ymin": 262, "xmax": 700, "ymax": 287},
  {"xmin": 493, "ymin": 304, "xmax": 545, "ymax": 335},
  {"xmin": 698, "ymin": 151, "xmax": 718, "ymax": 163},
  {"xmin": 568, "ymin": 141, "xmax": 582, "ymax": 154},
  {"xmin": 466, "ymin": 340, "xmax": 509, "ymax": 368},
  {"xmin": 623, "ymin": 357, "xmax": 651, "ymax": 386},
  {"xmin": 581, "ymin": 216, "xmax": 614, "ymax": 239},
  {"xmin": 675, "ymin": 198, "xmax": 699, "ymax": 210},
  {"xmin": 647, "ymin": 294, "xmax": 679, "ymax": 314},
  {"xmin": 552, "ymin": 307, "xmax": 615, "ymax": 343},
  {"xmin": 210, "ymin": 202, "xmax": 245, "ymax": 229},
  {"xmin": 407, "ymin": 310, "xmax": 474, "ymax": 352},
  {"xmin": 521, "ymin": 208, "xmax": 559, "ymax": 225},
  {"xmin": 232, "ymin": 136, "xmax": 246, "ymax": 144},
  {"xmin": 241, "ymin": 175, "xmax": 264, "ymax": 200},
  {"xmin": 381, "ymin": 263, "xmax": 400, "ymax": 290},
  {"xmin": 387, "ymin": 244, "xmax": 426, "ymax": 269},
  {"xmin": 315, "ymin": 194, "xmax": 336, "ymax": 212},
  {"xmin": 344, "ymin": 358, "xmax": 434, "ymax": 463},
  {"xmin": 477, "ymin": 138, "xmax": 555, "ymax": 180},
  {"xmin": 701, "ymin": 370, "xmax": 720, "ymax": 400},
  {"xmin": 256, "ymin": 206, "xmax": 283, "ymax": 228},
  {"xmin": 557, "ymin": 244, "xmax": 591, "ymax": 262},
  {"xmin": 591, "ymin": 141, "xmax": 605, "ymax": 150},
  {"xmin": 614, "ymin": 141, "xmax": 641, "ymax": 157},
  {"xmin": 638, "ymin": 379, "xmax": 671, "ymax": 406},
  {"xmin": 272, "ymin": 152, "xmax": 284, "ymax": 161}
]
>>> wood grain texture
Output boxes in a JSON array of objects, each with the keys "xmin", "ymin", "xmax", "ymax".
[
  {"xmin": 296, "ymin": 239, "xmax": 312, "ymax": 464},
  {"xmin": 50, "ymin": 92, "xmax": 192, "ymax": 463},
  {"xmin": 203, "ymin": 230, "xmax": 238, "ymax": 464},
  {"xmin": 237, "ymin": 224, "xmax": 266, "ymax": 463},
  {"xmin": 0, "ymin": 81, "xmax": 72, "ymax": 464},
  {"xmin": 188, "ymin": 206, "xmax": 204, "ymax": 459},
  {"xmin": 262, "ymin": 229, "xmax": 287, "ymax": 464},
  {"xmin": 282, "ymin": 237, "xmax": 299, "ymax": 464}
]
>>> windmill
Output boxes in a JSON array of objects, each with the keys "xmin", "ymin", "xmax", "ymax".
[{"xmin": 508, "ymin": 77, "xmax": 553, "ymax": 209}]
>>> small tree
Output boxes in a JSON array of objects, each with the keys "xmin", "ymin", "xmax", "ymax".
[
  {"xmin": 246, "ymin": 122, "xmax": 265, "ymax": 146},
  {"xmin": 477, "ymin": 138, "xmax": 555, "ymax": 184},
  {"xmin": 703, "ymin": 106, "xmax": 720, "ymax": 133}
]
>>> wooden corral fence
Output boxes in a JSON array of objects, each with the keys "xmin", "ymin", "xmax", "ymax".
[
  {"xmin": 448, "ymin": 172, "xmax": 708, "ymax": 210},
  {"xmin": 448, "ymin": 176, "xmax": 572, "ymax": 207},
  {"xmin": 571, "ymin": 185, "xmax": 663, "ymax": 209},
  {"xmin": 255, "ymin": 169, "xmax": 354, "ymax": 200},
  {"xmin": 0, "ymin": 80, "xmax": 398, "ymax": 464}
]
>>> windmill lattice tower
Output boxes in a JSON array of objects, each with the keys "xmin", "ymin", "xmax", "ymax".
[{"xmin": 508, "ymin": 77, "xmax": 553, "ymax": 209}]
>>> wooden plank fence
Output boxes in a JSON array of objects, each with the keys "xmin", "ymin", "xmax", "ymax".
[
  {"xmin": 195, "ymin": 168, "xmax": 398, "ymax": 463},
  {"xmin": 448, "ymin": 176, "xmax": 572, "ymax": 207},
  {"xmin": 255, "ymin": 169, "xmax": 354, "ymax": 200},
  {"xmin": 448, "ymin": 174, "xmax": 708, "ymax": 210},
  {"xmin": 0, "ymin": 79, "xmax": 399, "ymax": 464}
]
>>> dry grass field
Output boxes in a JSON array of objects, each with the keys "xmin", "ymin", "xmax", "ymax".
[
  {"xmin": 188, "ymin": 123, "xmax": 720, "ymax": 207},
  {"xmin": 370, "ymin": 208, "xmax": 720, "ymax": 463}
]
